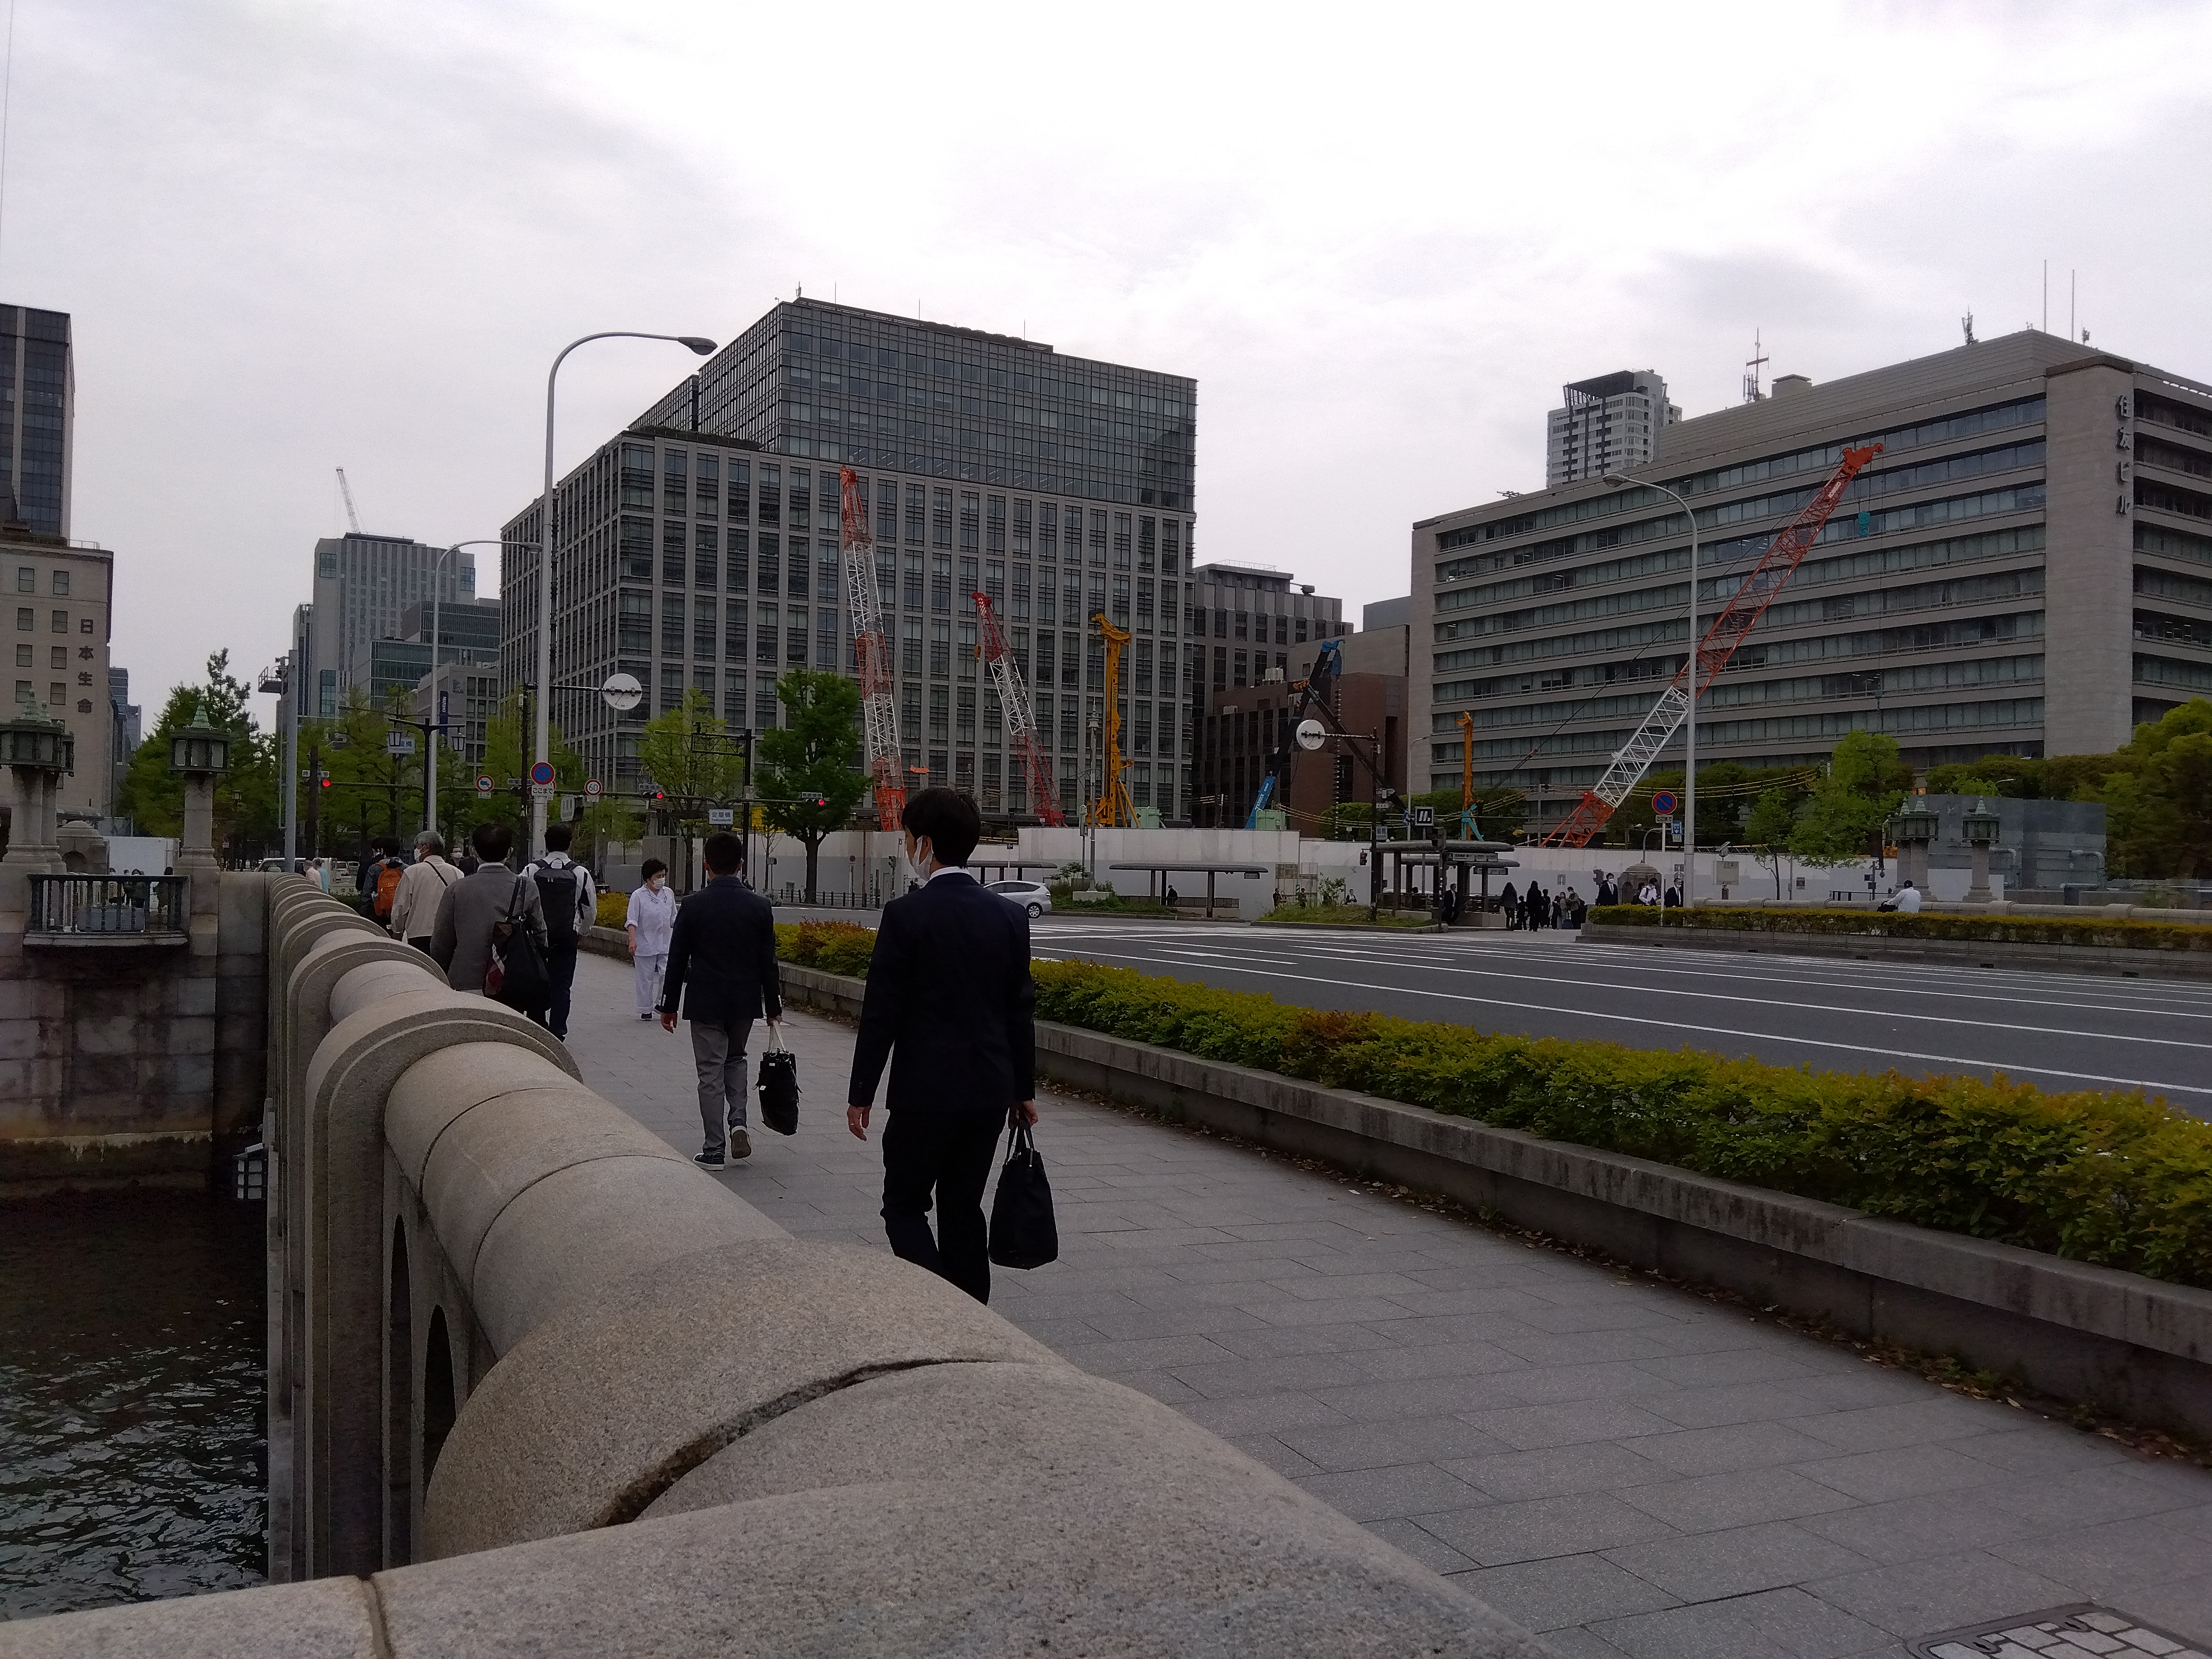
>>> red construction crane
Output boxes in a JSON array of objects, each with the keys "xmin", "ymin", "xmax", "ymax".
[
  {"xmin": 973, "ymin": 591, "xmax": 1066, "ymax": 825},
  {"xmin": 839, "ymin": 467, "xmax": 904, "ymax": 831},
  {"xmin": 1543, "ymin": 442, "xmax": 1884, "ymax": 849}
]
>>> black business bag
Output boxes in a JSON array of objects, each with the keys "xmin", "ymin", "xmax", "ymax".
[
  {"xmin": 756, "ymin": 1023, "xmax": 799, "ymax": 1136},
  {"xmin": 988, "ymin": 1116, "xmax": 1058, "ymax": 1270}
]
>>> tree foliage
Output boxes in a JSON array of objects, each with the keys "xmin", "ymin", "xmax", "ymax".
[
  {"xmin": 636, "ymin": 688, "xmax": 748, "ymax": 823},
  {"xmin": 755, "ymin": 669, "xmax": 868, "ymax": 899},
  {"xmin": 1788, "ymin": 730, "xmax": 1912, "ymax": 867},
  {"xmin": 115, "ymin": 650, "xmax": 279, "ymax": 858}
]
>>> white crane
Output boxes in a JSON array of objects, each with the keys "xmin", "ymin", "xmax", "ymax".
[{"xmin": 335, "ymin": 468, "xmax": 362, "ymax": 534}]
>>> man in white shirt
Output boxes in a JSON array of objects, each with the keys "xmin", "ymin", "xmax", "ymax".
[
  {"xmin": 1894, "ymin": 879, "xmax": 1922, "ymax": 914},
  {"xmin": 388, "ymin": 832, "xmax": 464, "ymax": 952}
]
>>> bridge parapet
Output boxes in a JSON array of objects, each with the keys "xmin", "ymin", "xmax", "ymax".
[{"xmin": 1, "ymin": 875, "xmax": 1553, "ymax": 1657}]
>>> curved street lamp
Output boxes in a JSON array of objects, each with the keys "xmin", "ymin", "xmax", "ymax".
[{"xmin": 533, "ymin": 331, "xmax": 717, "ymax": 857}]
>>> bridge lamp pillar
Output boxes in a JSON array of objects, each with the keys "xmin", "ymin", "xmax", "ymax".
[
  {"xmin": 169, "ymin": 701, "xmax": 231, "ymax": 911},
  {"xmin": 1890, "ymin": 808, "xmax": 1938, "ymax": 891},
  {"xmin": 1962, "ymin": 803, "xmax": 2001, "ymax": 904},
  {"xmin": 0, "ymin": 697, "xmax": 74, "ymax": 920}
]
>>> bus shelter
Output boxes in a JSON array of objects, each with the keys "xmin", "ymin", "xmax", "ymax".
[
  {"xmin": 1108, "ymin": 862, "xmax": 1271, "ymax": 920},
  {"xmin": 1375, "ymin": 839, "xmax": 1517, "ymax": 924}
]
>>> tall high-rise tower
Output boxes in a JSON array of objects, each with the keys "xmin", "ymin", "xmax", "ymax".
[
  {"xmin": 1545, "ymin": 371, "xmax": 1678, "ymax": 489},
  {"xmin": 0, "ymin": 306, "xmax": 74, "ymax": 537}
]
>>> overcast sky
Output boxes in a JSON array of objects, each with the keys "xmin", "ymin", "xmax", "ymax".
[{"xmin": 11, "ymin": 1, "xmax": 2211, "ymax": 724}]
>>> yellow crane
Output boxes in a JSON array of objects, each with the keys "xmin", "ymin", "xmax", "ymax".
[
  {"xmin": 1088, "ymin": 611, "xmax": 1135, "ymax": 827},
  {"xmin": 1457, "ymin": 710, "xmax": 1474, "ymax": 832}
]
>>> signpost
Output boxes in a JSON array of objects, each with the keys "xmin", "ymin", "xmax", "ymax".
[
  {"xmin": 1410, "ymin": 805, "xmax": 1436, "ymax": 830},
  {"xmin": 529, "ymin": 759, "xmax": 556, "ymax": 804},
  {"xmin": 475, "ymin": 775, "xmax": 493, "ymax": 799},
  {"xmin": 585, "ymin": 779, "xmax": 600, "ymax": 798},
  {"xmin": 707, "ymin": 807, "xmax": 735, "ymax": 827},
  {"xmin": 1650, "ymin": 789, "xmax": 1679, "ymax": 816}
]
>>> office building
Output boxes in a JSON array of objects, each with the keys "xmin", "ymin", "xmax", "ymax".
[
  {"xmin": 1546, "ymin": 371, "xmax": 1679, "ymax": 489},
  {"xmin": 0, "ymin": 306, "xmax": 73, "ymax": 537},
  {"xmin": 501, "ymin": 298, "xmax": 1200, "ymax": 819},
  {"xmin": 303, "ymin": 532, "xmax": 474, "ymax": 718},
  {"xmin": 1414, "ymin": 332, "xmax": 2212, "ymax": 839},
  {"xmin": 417, "ymin": 658, "xmax": 498, "ymax": 770},
  {"xmin": 1187, "ymin": 564, "xmax": 1354, "ymax": 827},
  {"xmin": 7, "ymin": 530, "xmax": 114, "ymax": 815},
  {"xmin": 108, "ymin": 665, "xmax": 140, "ymax": 806},
  {"xmin": 359, "ymin": 597, "xmax": 503, "ymax": 712}
]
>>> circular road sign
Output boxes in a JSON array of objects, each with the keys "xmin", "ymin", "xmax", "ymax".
[
  {"xmin": 600, "ymin": 672, "xmax": 644, "ymax": 713},
  {"xmin": 1294, "ymin": 717, "xmax": 1327, "ymax": 752},
  {"xmin": 1650, "ymin": 789, "xmax": 1679, "ymax": 816},
  {"xmin": 475, "ymin": 774, "xmax": 493, "ymax": 797},
  {"xmin": 585, "ymin": 779, "xmax": 601, "ymax": 798},
  {"xmin": 530, "ymin": 760, "xmax": 556, "ymax": 788}
]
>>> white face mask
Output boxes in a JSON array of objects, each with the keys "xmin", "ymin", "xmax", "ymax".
[
  {"xmin": 647, "ymin": 875, "xmax": 665, "ymax": 892},
  {"xmin": 904, "ymin": 837, "xmax": 933, "ymax": 885}
]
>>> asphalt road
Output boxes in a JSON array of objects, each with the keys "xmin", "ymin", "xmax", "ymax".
[{"xmin": 1028, "ymin": 917, "xmax": 2212, "ymax": 1113}]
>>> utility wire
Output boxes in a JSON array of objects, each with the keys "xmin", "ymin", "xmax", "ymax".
[{"xmin": 0, "ymin": 0, "xmax": 17, "ymax": 286}]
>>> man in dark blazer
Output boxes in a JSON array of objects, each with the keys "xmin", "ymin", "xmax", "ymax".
[
  {"xmin": 658, "ymin": 831, "xmax": 783, "ymax": 1170},
  {"xmin": 847, "ymin": 787, "xmax": 1036, "ymax": 1304}
]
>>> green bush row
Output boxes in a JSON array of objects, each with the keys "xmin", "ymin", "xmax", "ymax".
[
  {"xmin": 775, "ymin": 923, "xmax": 2212, "ymax": 1287},
  {"xmin": 1587, "ymin": 904, "xmax": 2212, "ymax": 952}
]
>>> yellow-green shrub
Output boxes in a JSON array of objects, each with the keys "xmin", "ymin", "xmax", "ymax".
[{"xmin": 1589, "ymin": 904, "xmax": 2212, "ymax": 952}]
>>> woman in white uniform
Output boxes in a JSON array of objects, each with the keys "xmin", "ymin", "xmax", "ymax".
[{"xmin": 625, "ymin": 859, "xmax": 678, "ymax": 1019}]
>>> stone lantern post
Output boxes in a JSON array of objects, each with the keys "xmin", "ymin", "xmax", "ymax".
[
  {"xmin": 1890, "ymin": 807, "xmax": 1938, "ymax": 891},
  {"xmin": 0, "ymin": 694, "xmax": 76, "ymax": 923},
  {"xmin": 1963, "ymin": 800, "xmax": 2002, "ymax": 903},
  {"xmin": 169, "ymin": 699, "xmax": 231, "ymax": 923}
]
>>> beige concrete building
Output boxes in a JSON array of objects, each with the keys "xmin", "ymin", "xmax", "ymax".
[
  {"xmin": 1413, "ymin": 332, "xmax": 2212, "ymax": 837},
  {"xmin": 6, "ymin": 529, "xmax": 114, "ymax": 816}
]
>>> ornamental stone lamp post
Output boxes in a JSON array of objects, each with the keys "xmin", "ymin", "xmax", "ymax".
[
  {"xmin": 1963, "ymin": 800, "xmax": 2002, "ymax": 904},
  {"xmin": 0, "ymin": 694, "xmax": 76, "ymax": 924},
  {"xmin": 169, "ymin": 700, "xmax": 230, "ymax": 927},
  {"xmin": 1890, "ymin": 807, "xmax": 1938, "ymax": 892}
]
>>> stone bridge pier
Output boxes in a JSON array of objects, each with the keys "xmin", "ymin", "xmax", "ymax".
[{"xmin": 0, "ymin": 877, "xmax": 1557, "ymax": 1656}]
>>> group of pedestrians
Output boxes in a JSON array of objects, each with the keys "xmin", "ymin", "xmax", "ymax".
[
  {"xmin": 309, "ymin": 784, "xmax": 1035, "ymax": 1309},
  {"xmin": 1493, "ymin": 881, "xmax": 1588, "ymax": 931}
]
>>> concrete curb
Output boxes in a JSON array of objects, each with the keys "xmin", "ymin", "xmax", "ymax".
[
  {"xmin": 773, "ymin": 959, "xmax": 2212, "ymax": 1442},
  {"xmin": 1581, "ymin": 919, "xmax": 2212, "ymax": 981},
  {"xmin": 1255, "ymin": 917, "xmax": 1448, "ymax": 933}
]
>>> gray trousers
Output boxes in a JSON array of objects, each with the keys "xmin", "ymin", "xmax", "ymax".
[{"xmin": 690, "ymin": 1018, "xmax": 755, "ymax": 1154}]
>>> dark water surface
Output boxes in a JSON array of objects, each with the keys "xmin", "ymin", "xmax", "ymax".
[{"xmin": 0, "ymin": 1188, "xmax": 265, "ymax": 1620}]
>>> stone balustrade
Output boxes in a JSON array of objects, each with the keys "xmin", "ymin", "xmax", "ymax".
[{"xmin": 0, "ymin": 876, "xmax": 1552, "ymax": 1656}]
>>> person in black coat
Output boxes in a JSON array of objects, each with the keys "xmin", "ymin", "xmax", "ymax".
[
  {"xmin": 658, "ymin": 831, "xmax": 784, "ymax": 1170},
  {"xmin": 847, "ymin": 787, "xmax": 1037, "ymax": 1304}
]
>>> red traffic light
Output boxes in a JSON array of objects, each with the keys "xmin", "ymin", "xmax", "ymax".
[{"xmin": 319, "ymin": 777, "xmax": 331, "ymax": 789}]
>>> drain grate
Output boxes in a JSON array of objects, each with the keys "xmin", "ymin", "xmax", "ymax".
[{"xmin": 1913, "ymin": 1603, "xmax": 2204, "ymax": 1658}]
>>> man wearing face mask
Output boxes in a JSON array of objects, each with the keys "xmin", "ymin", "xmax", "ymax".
[{"xmin": 847, "ymin": 786, "xmax": 1037, "ymax": 1304}]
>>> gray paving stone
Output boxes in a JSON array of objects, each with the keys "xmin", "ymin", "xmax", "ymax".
[
  {"xmin": 1280, "ymin": 1415, "xmax": 1515, "ymax": 1473},
  {"xmin": 1988, "ymin": 1513, "xmax": 2212, "ymax": 1597},
  {"xmin": 1590, "ymin": 1588, "xmax": 1892, "ymax": 1659},
  {"xmin": 1176, "ymin": 1389, "xmax": 1347, "ymax": 1437},
  {"xmin": 1800, "ymin": 1550, "xmax": 2083, "ymax": 1639},
  {"xmin": 1465, "ymin": 1399, "xmax": 1685, "ymax": 1450},
  {"xmin": 1457, "ymin": 1554, "xmax": 1681, "ymax": 1632},
  {"xmin": 1362, "ymin": 1515, "xmax": 1479, "ymax": 1576},
  {"xmin": 1220, "ymin": 1433, "xmax": 1323, "ymax": 1481},
  {"xmin": 1418, "ymin": 1492, "xmax": 1680, "ymax": 1566},
  {"xmin": 1793, "ymin": 1491, "xmax": 2051, "ymax": 1567},
  {"xmin": 1312, "ymin": 1374, "xmax": 1533, "ymax": 1423},
  {"xmin": 1791, "ymin": 1396, "xmax": 2019, "ymax": 1453},
  {"xmin": 1348, "ymin": 1339, "xmax": 1524, "ymax": 1382},
  {"xmin": 1631, "ymin": 1420, "xmax": 1842, "ymax": 1477},
  {"xmin": 1605, "ymin": 1522, "xmax": 1877, "ymax": 1601},
  {"xmin": 1298, "ymin": 1461, "xmax": 1491, "ymax": 1522},
  {"xmin": 1795, "ymin": 1443, "xmax": 2012, "ymax": 1504},
  {"xmin": 1444, "ymin": 1442, "xmax": 1678, "ymax": 1503},
  {"xmin": 1168, "ymin": 1350, "xmax": 1378, "ymax": 1398},
  {"xmin": 1977, "ymin": 1465, "xmax": 2199, "ymax": 1529},
  {"xmin": 1632, "ymin": 1348, "xmax": 1837, "ymax": 1389},
  {"xmin": 1616, "ymin": 1468, "xmax": 1863, "ymax": 1532}
]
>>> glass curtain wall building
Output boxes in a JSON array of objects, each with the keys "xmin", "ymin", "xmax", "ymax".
[
  {"xmin": 305, "ymin": 533, "xmax": 475, "ymax": 719},
  {"xmin": 1412, "ymin": 332, "xmax": 2212, "ymax": 839},
  {"xmin": 0, "ymin": 305, "xmax": 73, "ymax": 537},
  {"xmin": 503, "ymin": 299, "xmax": 1202, "ymax": 820}
]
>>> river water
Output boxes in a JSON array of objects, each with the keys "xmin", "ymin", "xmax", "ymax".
[{"xmin": 0, "ymin": 1188, "xmax": 266, "ymax": 1620}]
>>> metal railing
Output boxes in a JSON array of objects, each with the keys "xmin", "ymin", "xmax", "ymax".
[{"xmin": 27, "ymin": 874, "xmax": 189, "ymax": 936}]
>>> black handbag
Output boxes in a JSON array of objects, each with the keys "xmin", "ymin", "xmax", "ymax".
[
  {"xmin": 487, "ymin": 875, "xmax": 552, "ymax": 1016},
  {"xmin": 757, "ymin": 1022, "xmax": 799, "ymax": 1136},
  {"xmin": 988, "ymin": 1115, "xmax": 1058, "ymax": 1270}
]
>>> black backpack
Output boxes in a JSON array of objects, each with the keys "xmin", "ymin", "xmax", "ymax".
[{"xmin": 533, "ymin": 864, "xmax": 582, "ymax": 949}]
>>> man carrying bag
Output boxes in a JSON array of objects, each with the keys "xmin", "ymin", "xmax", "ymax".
[
  {"xmin": 430, "ymin": 821, "xmax": 549, "ymax": 1024},
  {"xmin": 658, "ymin": 831, "xmax": 782, "ymax": 1170},
  {"xmin": 847, "ymin": 787, "xmax": 1039, "ymax": 1305}
]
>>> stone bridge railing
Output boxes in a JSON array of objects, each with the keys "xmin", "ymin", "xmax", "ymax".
[{"xmin": 0, "ymin": 876, "xmax": 1552, "ymax": 1656}]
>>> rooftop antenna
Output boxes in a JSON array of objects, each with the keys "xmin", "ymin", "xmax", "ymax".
[
  {"xmin": 2042, "ymin": 259, "xmax": 2048, "ymax": 333},
  {"xmin": 1961, "ymin": 311, "xmax": 1976, "ymax": 346},
  {"xmin": 1741, "ymin": 329, "xmax": 1769, "ymax": 404},
  {"xmin": 2070, "ymin": 270, "xmax": 2077, "ymax": 341}
]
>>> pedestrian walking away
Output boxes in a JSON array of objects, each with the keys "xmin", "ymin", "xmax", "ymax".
[
  {"xmin": 358, "ymin": 836, "xmax": 410, "ymax": 926},
  {"xmin": 657, "ymin": 832, "xmax": 782, "ymax": 1169},
  {"xmin": 429, "ymin": 822, "xmax": 547, "ymax": 1011},
  {"xmin": 388, "ymin": 831, "xmax": 463, "ymax": 952},
  {"xmin": 847, "ymin": 786, "xmax": 1037, "ymax": 1305},
  {"xmin": 627, "ymin": 860, "xmax": 677, "ymax": 1018},
  {"xmin": 524, "ymin": 823, "xmax": 598, "ymax": 1040}
]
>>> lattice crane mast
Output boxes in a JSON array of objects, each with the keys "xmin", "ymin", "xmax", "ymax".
[
  {"xmin": 972, "ymin": 592, "xmax": 1066, "ymax": 825},
  {"xmin": 1090, "ymin": 611, "xmax": 1135, "ymax": 827},
  {"xmin": 839, "ymin": 467, "xmax": 904, "ymax": 831},
  {"xmin": 335, "ymin": 467, "xmax": 362, "ymax": 534},
  {"xmin": 1543, "ymin": 443, "xmax": 1884, "ymax": 849}
]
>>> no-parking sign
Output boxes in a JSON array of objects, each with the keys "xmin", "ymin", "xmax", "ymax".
[
  {"xmin": 530, "ymin": 760, "xmax": 556, "ymax": 789},
  {"xmin": 1650, "ymin": 790, "xmax": 1679, "ymax": 816}
]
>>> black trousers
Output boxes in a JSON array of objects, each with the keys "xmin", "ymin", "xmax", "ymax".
[
  {"xmin": 881, "ymin": 1106, "xmax": 1006, "ymax": 1304},
  {"xmin": 544, "ymin": 940, "xmax": 580, "ymax": 1038}
]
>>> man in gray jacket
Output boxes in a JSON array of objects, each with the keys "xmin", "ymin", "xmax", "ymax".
[{"xmin": 430, "ymin": 821, "xmax": 546, "ymax": 1003}]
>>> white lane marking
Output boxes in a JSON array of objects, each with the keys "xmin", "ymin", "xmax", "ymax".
[{"xmin": 1042, "ymin": 948, "xmax": 2212, "ymax": 1099}]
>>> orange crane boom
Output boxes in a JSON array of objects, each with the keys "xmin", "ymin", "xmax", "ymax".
[
  {"xmin": 839, "ymin": 467, "xmax": 904, "ymax": 831},
  {"xmin": 973, "ymin": 591, "xmax": 1065, "ymax": 824},
  {"xmin": 1543, "ymin": 443, "xmax": 1884, "ymax": 849},
  {"xmin": 1089, "ymin": 611, "xmax": 1135, "ymax": 827}
]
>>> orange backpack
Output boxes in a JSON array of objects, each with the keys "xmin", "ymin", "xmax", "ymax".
[{"xmin": 374, "ymin": 861, "xmax": 405, "ymax": 920}]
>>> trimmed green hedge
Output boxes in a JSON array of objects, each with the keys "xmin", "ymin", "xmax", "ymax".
[
  {"xmin": 1589, "ymin": 904, "xmax": 2212, "ymax": 952},
  {"xmin": 774, "ymin": 926, "xmax": 2212, "ymax": 1287},
  {"xmin": 774, "ymin": 920, "xmax": 876, "ymax": 979}
]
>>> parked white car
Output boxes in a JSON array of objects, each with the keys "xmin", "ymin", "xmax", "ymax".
[{"xmin": 986, "ymin": 878, "xmax": 1053, "ymax": 918}]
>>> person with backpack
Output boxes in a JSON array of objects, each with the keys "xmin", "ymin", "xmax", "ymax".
[
  {"xmin": 523, "ymin": 823, "xmax": 597, "ymax": 1041},
  {"xmin": 430, "ymin": 821, "xmax": 549, "ymax": 1021},
  {"xmin": 359, "ymin": 837, "xmax": 410, "ymax": 927},
  {"xmin": 388, "ymin": 831, "xmax": 463, "ymax": 952}
]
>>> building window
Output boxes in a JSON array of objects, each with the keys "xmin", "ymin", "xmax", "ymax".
[
  {"xmin": 663, "ymin": 521, "xmax": 686, "ymax": 585},
  {"xmin": 619, "ymin": 591, "xmax": 652, "ymax": 654},
  {"xmin": 929, "ymin": 685, "xmax": 949, "ymax": 742},
  {"xmin": 51, "ymin": 570, "xmax": 68, "ymax": 597},
  {"xmin": 694, "ymin": 525, "xmax": 718, "ymax": 589},
  {"xmin": 14, "ymin": 607, "xmax": 29, "ymax": 631},
  {"xmin": 659, "ymin": 664, "xmax": 684, "ymax": 714},
  {"xmin": 932, "ymin": 488, "xmax": 953, "ymax": 549},
  {"xmin": 661, "ymin": 594, "xmax": 685, "ymax": 656},
  {"xmin": 13, "ymin": 567, "xmax": 29, "ymax": 592},
  {"xmin": 52, "ymin": 611, "xmax": 68, "ymax": 634},
  {"xmin": 694, "ymin": 602, "xmax": 716, "ymax": 661},
  {"xmin": 1113, "ymin": 513, "xmax": 1132, "ymax": 569},
  {"xmin": 724, "ymin": 599, "xmax": 747, "ymax": 663},
  {"xmin": 756, "ymin": 602, "xmax": 780, "ymax": 665}
]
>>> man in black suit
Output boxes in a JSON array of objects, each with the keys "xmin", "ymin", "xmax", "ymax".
[
  {"xmin": 847, "ymin": 787, "xmax": 1036, "ymax": 1304},
  {"xmin": 659, "ymin": 831, "xmax": 783, "ymax": 1170}
]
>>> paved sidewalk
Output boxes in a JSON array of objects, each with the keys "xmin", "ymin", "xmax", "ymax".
[{"xmin": 564, "ymin": 951, "xmax": 2212, "ymax": 1657}]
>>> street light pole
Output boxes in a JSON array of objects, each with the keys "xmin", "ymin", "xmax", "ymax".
[
  {"xmin": 535, "ymin": 331, "xmax": 716, "ymax": 859},
  {"xmin": 1606, "ymin": 471, "xmax": 1701, "ymax": 906}
]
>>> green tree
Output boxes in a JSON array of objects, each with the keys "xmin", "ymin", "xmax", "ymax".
[
  {"xmin": 755, "ymin": 668, "xmax": 868, "ymax": 900},
  {"xmin": 1744, "ymin": 787, "xmax": 1797, "ymax": 898},
  {"xmin": 637, "ymin": 689, "xmax": 748, "ymax": 825},
  {"xmin": 455, "ymin": 692, "xmax": 587, "ymax": 855},
  {"xmin": 115, "ymin": 650, "xmax": 279, "ymax": 859},
  {"xmin": 1788, "ymin": 729, "xmax": 1912, "ymax": 866},
  {"xmin": 2101, "ymin": 699, "xmax": 2212, "ymax": 877}
]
